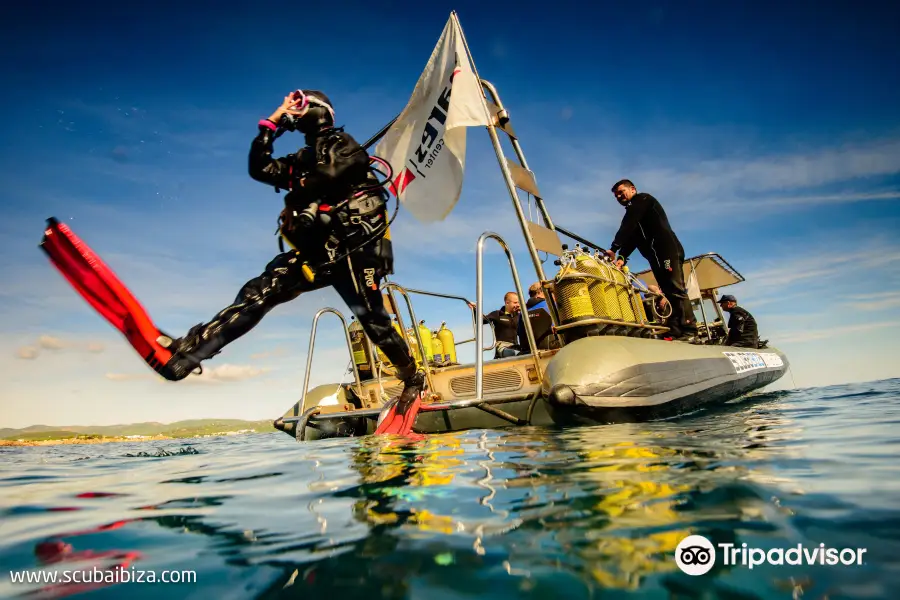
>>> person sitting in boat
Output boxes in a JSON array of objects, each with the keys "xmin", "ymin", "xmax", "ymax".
[
  {"xmin": 717, "ymin": 294, "xmax": 760, "ymax": 348},
  {"xmin": 516, "ymin": 282, "xmax": 560, "ymax": 353},
  {"xmin": 485, "ymin": 292, "xmax": 521, "ymax": 358},
  {"xmin": 604, "ymin": 179, "xmax": 698, "ymax": 342},
  {"xmin": 155, "ymin": 90, "xmax": 426, "ymax": 412}
]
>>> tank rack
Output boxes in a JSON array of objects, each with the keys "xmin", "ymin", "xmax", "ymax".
[{"xmin": 552, "ymin": 245, "xmax": 670, "ymax": 341}]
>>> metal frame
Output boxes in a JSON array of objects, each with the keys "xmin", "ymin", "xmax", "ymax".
[
  {"xmin": 389, "ymin": 286, "xmax": 497, "ymax": 352},
  {"xmin": 475, "ymin": 232, "xmax": 543, "ymax": 400},
  {"xmin": 300, "ymin": 308, "xmax": 364, "ymax": 403},
  {"xmin": 634, "ymin": 252, "xmax": 746, "ymax": 292}
]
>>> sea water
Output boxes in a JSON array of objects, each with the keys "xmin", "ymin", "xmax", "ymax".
[{"xmin": 1, "ymin": 379, "xmax": 899, "ymax": 599}]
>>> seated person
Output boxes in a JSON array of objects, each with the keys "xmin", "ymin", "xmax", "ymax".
[
  {"xmin": 485, "ymin": 292, "xmax": 521, "ymax": 358},
  {"xmin": 718, "ymin": 294, "xmax": 760, "ymax": 348},
  {"xmin": 516, "ymin": 282, "xmax": 561, "ymax": 353}
]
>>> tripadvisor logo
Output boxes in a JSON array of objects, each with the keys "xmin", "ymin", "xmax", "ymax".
[
  {"xmin": 676, "ymin": 535, "xmax": 716, "ymax": 575},
  {"xmin": 675, "ymin": 535, "xmax": 868, "ymax": 576}
]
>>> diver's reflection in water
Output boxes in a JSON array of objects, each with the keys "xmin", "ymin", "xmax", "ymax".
[{"xmin": 257, "ymin": 392, "xmax": 797, "ymax": 599}]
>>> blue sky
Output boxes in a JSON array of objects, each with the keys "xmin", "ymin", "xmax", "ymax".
[{"xmin": 2, "ymin": 0, "xmax": 899, "ymax": 428}]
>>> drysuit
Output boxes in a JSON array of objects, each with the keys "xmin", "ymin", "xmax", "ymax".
[
  {"xmin": 157, "ymin": 93, "xmax": 422, "ymax": 396},
  {"xmin": 609, "ymin": 192, "xmax": 697, "ymax": 337},
  {"xmin": 724, "ymin": 306, "xmax": 759, "ymax": 348}
]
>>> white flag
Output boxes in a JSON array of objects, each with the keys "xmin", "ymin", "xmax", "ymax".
[{"xmin": 375, "ymin": 13, "xmax": 490, "ymax": 223}]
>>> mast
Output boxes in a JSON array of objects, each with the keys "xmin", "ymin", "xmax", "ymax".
[{"xmin": 451, "ymin": 11, "xmax": 551, "ymax": 290}]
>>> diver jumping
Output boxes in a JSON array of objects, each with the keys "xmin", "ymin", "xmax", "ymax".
[
  {"xmin": 155, "ymin": 90, "xmax": 426, "ymax": 417},
  {"xmin": 38, "ymin": 89, "xmax": 428, "ymax": 426}
]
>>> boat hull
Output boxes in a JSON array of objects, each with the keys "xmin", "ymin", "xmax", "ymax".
[
  {"xmin": 274, "ymin": 336, "xmax": 788, "ymax": 441},
  {"xmin": 542, "ymin": 336, "xmax": 788, "ymax": 424}
]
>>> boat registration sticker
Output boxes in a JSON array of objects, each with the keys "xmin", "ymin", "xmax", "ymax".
[
  {"xmin": 723, "ymin": 351, "xmax": 769, "ymax": 373},
  {"xmin": 758, "ymin": 353, "xmax": 784, "ymax": 368}
]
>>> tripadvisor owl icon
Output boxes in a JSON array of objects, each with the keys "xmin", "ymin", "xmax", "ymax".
[{"xmin": 676, "ymin": 535, "xmax": 716, "ymax": 575}]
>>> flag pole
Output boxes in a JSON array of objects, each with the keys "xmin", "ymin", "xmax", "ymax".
[{"xmin": 449, "ymin": 11, "xmax": 549, "ymax": 287}]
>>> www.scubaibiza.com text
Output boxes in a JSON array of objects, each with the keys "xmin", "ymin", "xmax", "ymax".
[{"xmin": 9, "ymin": 566, "xmax": 197, "ymax": 585}]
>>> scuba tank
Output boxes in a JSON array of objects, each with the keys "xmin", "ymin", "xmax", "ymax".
[
  {"xmin": 437, "ymin": 322, "xmax": 456, "ymax": 364},
  {"xmin": 431, "ymin": 332, "xmax": 444, "ymax": 366},
  {"xmin": 348, "ymin": 317, "xmax": 373, "ymax": 379},
  {"xmin": 554, "ymin": 247, "xmax": 595, "ymax": 325},
  {"xmin": 622, "ymin": 266, "xmax": 649, "ymax": 325},
  {"xmin": 417, "ymin": 320, "xmax": 434, "ymax": 363},
  {"xmin": 375, "ymin": 319, "xmax": 402, "ymax": 373},
  {"xmin": 405, "ymin": 327, "xmax": 422, "ymax": 369}
]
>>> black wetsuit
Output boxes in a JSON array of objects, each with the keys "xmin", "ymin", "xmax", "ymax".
[
  {"xmin": 160, "ymin": 121, "xmax": 417, "ymax": 382},
  {"xmin": 516, "ymin": 297, "xmax": 559, "ymax": 353},
  {"xmin": 609, "ymin": 193, "xmax": 697, "ymax": 337},
  {"xmin": 724, "ymin": 306, "xmax": 759, "ymax": 348},
  {"xmin": 485, "ymin": 306, "xmax": 519, "ymax": 357}
]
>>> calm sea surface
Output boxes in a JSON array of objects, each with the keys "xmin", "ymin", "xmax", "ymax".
[{"xmin": 2, "ymin": 379, "xmax": 899, "ymax": 599}]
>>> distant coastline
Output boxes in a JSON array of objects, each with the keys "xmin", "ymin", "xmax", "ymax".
[{"xmin": 0, "ymin": 419, "xmax": 275, "ymax": 447}]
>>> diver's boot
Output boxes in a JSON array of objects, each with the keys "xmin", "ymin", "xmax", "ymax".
[
  {"xmin": 396, "ymin": 369, "xmax": 426, "ymax": 414},
  {"xmin": 374, "ymin": 364, "xmax": 426, "ymax": 435},
  {"xmin": 155, "ymin": 323, "xmax": 223, "ymax": 382}
]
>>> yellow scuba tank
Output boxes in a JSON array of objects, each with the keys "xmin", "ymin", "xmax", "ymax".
[
  {"xmin": 437, "ymin": 322, "xmax": 456, "ymax": 364},
  {"xmin": 623, "ymin": 266, "xmax": 648, "ymax": 324},
  {"xmin": 417, "ymin": 320, "xmax": 434, "ymax": 363},
  {"xmin": 555, "ymin": 248, "xmax": 595, "ymax": 325},
  {"xmin": 348, "ymin": 317, "xmax": 373, "ymax": 378},
  {"xmin": 405, "ymin": 327, "xmax": 423, "ymax": 369},
  {"xmin": 431, "ymin": 332, "xmax": 444, "ymax": 366},
  {"xmin": 577, "ymin": 250, "xmax": 621, "ymax": 321},
  {"xmin": 609, "ymin": 262, "xmax": 637, "ymax": 323},
  {"xmin": 375, "ymin": 319, "xmax": 402, "ymax": 373}
]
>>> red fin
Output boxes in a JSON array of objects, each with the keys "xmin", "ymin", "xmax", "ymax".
[
  {"xmin": 39, "ymin": 217, "xmax": 173, "ymax": 375},
  {"xmin": 374, "ymin": 393, "xmax": 423, "ymax": 436}
]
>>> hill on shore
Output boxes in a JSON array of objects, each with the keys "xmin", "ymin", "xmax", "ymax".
[{"xmin": 1, "ymin": 419, "xmax": 275, "ymax": 442}]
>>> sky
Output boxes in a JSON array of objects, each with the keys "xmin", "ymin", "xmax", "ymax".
[{"xmin": 1, "ymin": 0, "xmax": 899, "ymax": 428}]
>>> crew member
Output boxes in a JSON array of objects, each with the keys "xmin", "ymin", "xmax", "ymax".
[
  {"xmin": 516, "ymin": 282, "xmax": 559, "ymax": 352},
  {"xmin": 155, "ymin": 90, "xmax": 425, "ymax": 411},
  {"xmin": 718, "ymin": 294, "xmax": 759, "ymax": 348},
  {"xmin": 605, "ymin": 179, "xmax": 698, "ymax": 341},
  {"xmin": 485, "ymin": 292, "xmax": 520, "ymax": 358}
]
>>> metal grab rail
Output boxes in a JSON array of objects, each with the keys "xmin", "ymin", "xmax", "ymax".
[
  {"xmin": 382, "ymin": 282, "xmax": 437, "ymax": 394},
  {"xmin": 395, "ymin": 286, "xmax": 496, "ymax": 352},
  {"xmin": 475, "ymin": 232, "xmax": 543, "ymax": 401},
  {"xmin": 300, "ymin": 307, "xmax": 363, "ymax": 406}
]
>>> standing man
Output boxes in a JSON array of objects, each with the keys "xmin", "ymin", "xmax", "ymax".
[
  {"xmin": 605, "ymin": 179, "xmax": 698, "ymax": 341},
  {"xmin": 718, "ymin": 294, "xmax": 760, "ymax": 348}
]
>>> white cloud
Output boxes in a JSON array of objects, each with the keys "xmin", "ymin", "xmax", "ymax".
[
  {"xmin": 772, "ymin": 320, "xmax": 900, "ymax": 344},
  {"xmin": 105, "ymin": 364, "xmax": 272, "ymax": 385},
  {"xmin": 188, "ymin": 363, "xmax": 272, "ymax": 384},
  {"xmin": 16, "ymin": 346, "xmax": 38, "ymax": 360},
  {"xmin": 544, "ymin": 133, "xmax": 900, "ymax": 223},
  {"xmin": 841, "ymin": 291, "xmax": 900, "ymax": 312},
  {"xmin": 38, "ymin": 335, "xmax": 65, "ymax": 350},
  {"xmin": 12, "ymin": 335, "xmax": 108, "ymax": 361}
]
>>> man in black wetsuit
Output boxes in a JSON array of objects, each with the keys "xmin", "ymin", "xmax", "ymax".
[
  {"xmin": 605, "ymin": 179, "xmax": 698, "ymax": 341},
  {"xmin": 718, "ymin": 294, "xmax": 760, "ymax": 348},
  {"xmin": 155, "ymin": 90, "xmax": 425, "ymax": 409},
  {"xmin": 484, "ymin": 292, "xmax": 520, "ymax": 358}
]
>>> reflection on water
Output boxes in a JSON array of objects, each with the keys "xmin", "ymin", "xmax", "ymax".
[{"xmin": 1, "ymin": 380, "xmax": 899, "ymax": 599}]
